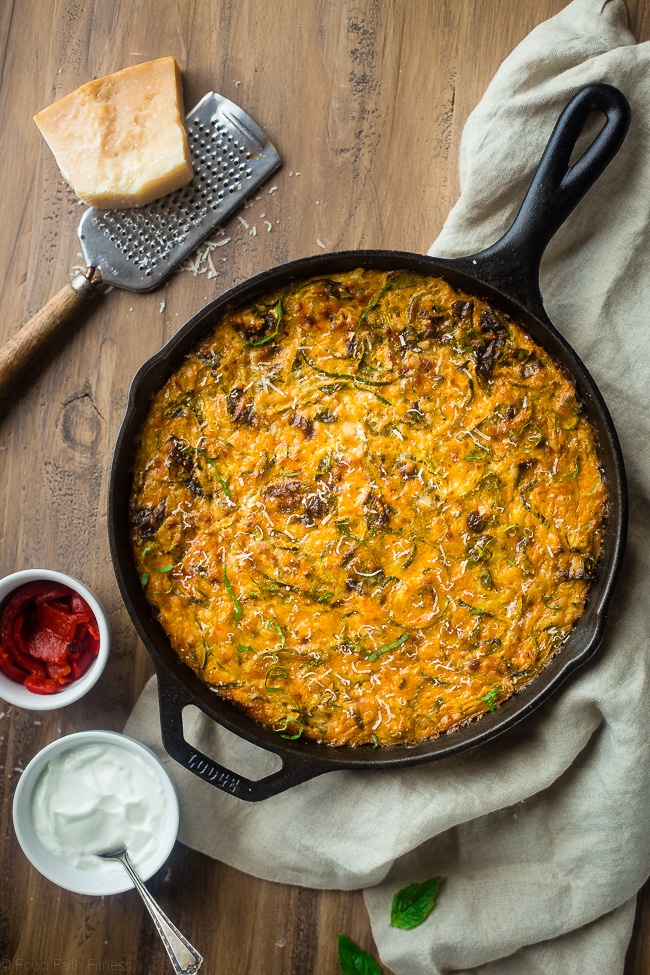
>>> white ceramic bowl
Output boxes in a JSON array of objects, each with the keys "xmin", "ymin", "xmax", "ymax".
[
  {"xmin": 0, "ymin": 568, "xmax": 110, "ymax": 709},
  {"xmin": 13, "ymin": 730, "xmax": 180, "ymax": 895}
]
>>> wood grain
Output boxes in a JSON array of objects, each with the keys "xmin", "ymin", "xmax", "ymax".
[{"xmin": 0, "ymin": 1, "xmax": 648, "ymax": 973}]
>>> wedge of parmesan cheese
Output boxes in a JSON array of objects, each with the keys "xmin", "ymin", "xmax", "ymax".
[{"xmin": 33, "ymin": 56, "xmax": 193, "ymax": 208}]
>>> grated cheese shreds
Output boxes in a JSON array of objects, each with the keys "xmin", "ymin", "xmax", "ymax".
[
  {"xmin": 178, "ymin": 236, "xmax": 231, "ymax": 276},
  {"xmin": 129, "ymin": 269, "xmax": 607, "ymax": 747}
]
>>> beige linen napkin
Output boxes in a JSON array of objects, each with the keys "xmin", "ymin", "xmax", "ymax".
[{"xmin": 125, "ymin": 0, "xmax": 650, "ymax": 971}]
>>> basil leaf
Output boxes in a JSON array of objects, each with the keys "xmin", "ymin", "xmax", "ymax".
[
  {"xmin": 390, "ymin": 876, "xmax": 442, "ymax": 930},
  {"xmin": 338, "ymin": 934, "xmax": 381, "ymax": 975},
  {"xmin": 479, "ymin": 686, "xmax": 501, "ymax": 712}
]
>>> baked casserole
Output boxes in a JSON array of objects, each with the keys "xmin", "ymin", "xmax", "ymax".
[{"xmin": 129, "ymin": 269, "xmax": 606, "ymax": 747}]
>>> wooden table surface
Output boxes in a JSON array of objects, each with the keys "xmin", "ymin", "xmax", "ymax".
[{"xmin": 1, "ymin": 1, "xmax": 648, "ymax": 972}]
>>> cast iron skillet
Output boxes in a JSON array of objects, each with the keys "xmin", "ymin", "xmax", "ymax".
[{"xmin": 109, "ymin": 84, "xmax": 630, "ymax": 800}]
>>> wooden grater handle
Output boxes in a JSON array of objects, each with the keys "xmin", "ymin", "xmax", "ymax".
[{"xmin": 0, "ymin": 267, "xmax": 104, "ymax": 401}]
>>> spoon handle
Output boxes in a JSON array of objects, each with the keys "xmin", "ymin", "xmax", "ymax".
[{"xmin": 118, "ymin": 850, "xmax": 203, "ymax": 974}]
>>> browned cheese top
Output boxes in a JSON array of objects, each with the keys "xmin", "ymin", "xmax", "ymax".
[{"xmin": 129, "ymin": 269, "xmax": 607, "ymax": 747}]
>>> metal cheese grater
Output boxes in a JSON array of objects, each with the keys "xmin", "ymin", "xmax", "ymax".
[
  {"xmin": 0, "ymin": 92, "xmax": 281, "ymax": 398},
  {"xmin": 79, "ymin": 91, "xmax": 281, "ymax": 291}
]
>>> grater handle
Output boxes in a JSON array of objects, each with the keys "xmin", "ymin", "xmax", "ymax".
[{"xmin": 0, "ymin": 267, "xmax": 104, "ymax": 399}]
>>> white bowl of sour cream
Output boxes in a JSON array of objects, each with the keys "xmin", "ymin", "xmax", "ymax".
[{"xmin": 13, "ymin": 730, "xmax": 179, "ymax": 895}]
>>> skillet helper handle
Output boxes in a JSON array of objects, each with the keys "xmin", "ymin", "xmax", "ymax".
[
  {"xmin": 451, "ymin": 83, "xmax": 631, "ymax": 317},
  {"xmin": 0, "ymin": 267, "xmax": 103, "ymax": 399},
  {"xmin": 156, "ymin": 666, "xmax": 328, "ymax": 801}
]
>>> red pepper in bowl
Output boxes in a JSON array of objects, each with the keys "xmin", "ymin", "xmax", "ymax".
[{"xmin": 0, "ymin": 581, "xmax": 100, "ymax": 694}]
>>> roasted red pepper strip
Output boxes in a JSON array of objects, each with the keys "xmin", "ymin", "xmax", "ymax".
[
  {"xmin": 21, "ymin": 624, "xmax": 70, "ymax": 667},
  {"xmin": 10, "ymin": 613, "xmax": 50, "ymax": 674},
  {"xmin": 0, "ymin": 644, "xmax": 29, "ymax": 683},
  {"xmin": 35, "ymin": 602, "xmax": 81, "ymax": 643},
  {"xmin": 67, "ymin": 623, "xmax": 98, "ymax": 681},
  {"xmin": 0, "ymin": 581, "xmax": 100, "ymax": 694},
  {"xmin": 24, "ymin": 673, "xmax": 59, "ymax": 695}
]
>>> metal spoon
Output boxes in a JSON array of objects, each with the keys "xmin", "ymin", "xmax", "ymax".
[{"xmin": 96, "ymin": 846, "xmax": 203, "ymax": 974}]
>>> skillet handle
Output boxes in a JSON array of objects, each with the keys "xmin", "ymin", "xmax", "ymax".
[
  {"xmin": 446, "ymin": 83, "xmax": 631, "ymax": 320},
  {"xmin": 155, "ymin": 665, "xmax": 330, "ymax": 801}
]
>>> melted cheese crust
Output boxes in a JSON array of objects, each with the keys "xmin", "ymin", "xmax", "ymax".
[{"xmin": 130, "ymin": 270, "xmax": 607, "ymax": 747}]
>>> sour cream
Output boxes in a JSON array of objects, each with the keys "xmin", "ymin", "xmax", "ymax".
[{"xmin": 31, "ymin": 741, "xmax": 167, "ymax": 872}]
